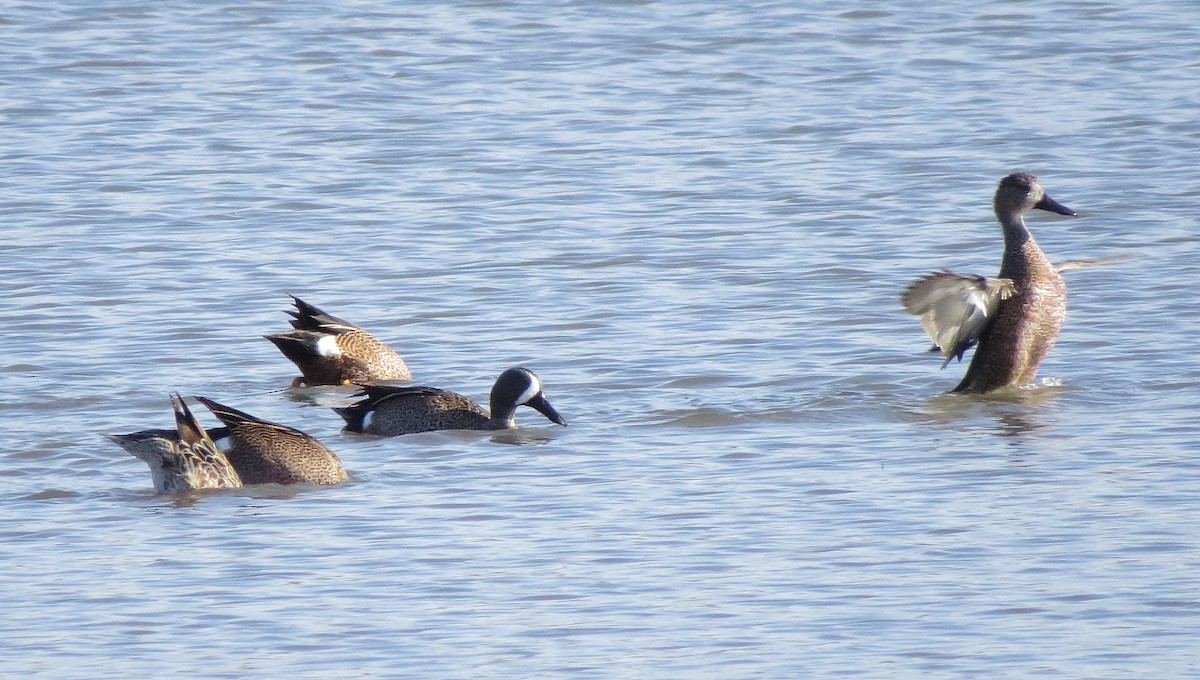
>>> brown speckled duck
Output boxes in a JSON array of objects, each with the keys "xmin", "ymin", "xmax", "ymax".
[
  {"xmin": 106, "ymin": 393, "xmax": 242, "ymax": 494},
  {"xmin": 194, "ymin": 396, "xmax": 348, "ymax": 485},
  {"xmin": 265, "ymin": 295, "xmax": 411, "ymax": 387},
  {"xmin": 335, "ymin": 366, "xmax": 567, "ymax": 436},
  {"xmin": 902, "ymin": 172, "xmax": 1078, "ymax": 393}
]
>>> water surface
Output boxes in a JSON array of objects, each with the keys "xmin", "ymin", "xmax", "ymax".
[{"xmin": 2, "ymin": 1, "xmax": 1199, "ymax": 677}]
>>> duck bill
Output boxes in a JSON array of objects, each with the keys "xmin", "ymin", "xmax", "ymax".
[
  {"xmin": 527, "ymin": 393, "xmax": 567, "ymax": 426},
  {"xmin": 1034, "ymin": 193, "xmax": 1076, "ymax": 216}
]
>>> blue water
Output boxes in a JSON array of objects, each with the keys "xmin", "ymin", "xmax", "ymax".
[{"xmin": 2, "ymin": 1, "xmax": 1199, "ymax": 677}]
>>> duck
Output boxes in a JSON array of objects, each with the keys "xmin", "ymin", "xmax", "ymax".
[
  {"xmin": 106, "ymin": 393, "xmax": 242, "ymax": 494},
  {"xmin": 193, "ymin": 396, "xmax": 348, "ymax": 485},
  {"xmin": 901, "ymin": 172, "xmax": 1078, "ymax": 393},
  {"xmin": 264, "ymin": 295, "xmax": 411, "ymax": 387},
  {"xmin": 335, "ymin": 366, "xmax": 568, "ymax": 436}
]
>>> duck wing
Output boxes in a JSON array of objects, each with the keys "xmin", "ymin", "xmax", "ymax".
[
  {"xmin": 1054, "ymin": 254, "xmax": 1127, "ymax": 273},
  {"xmin": 901, "ymin": 271, "xmax": 1016, "ymax": 368}
]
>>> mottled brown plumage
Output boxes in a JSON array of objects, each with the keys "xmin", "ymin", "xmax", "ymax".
[
  {"xmin": 336, "ymin": 367, "xmax": 567, "ymax": 436},
  {"xmin": 265, "ymin": 295, "xmax": 411, "ymax": 386},
  {"xmin": 194, "ymin": 396, "xmax": 349, "ymax": 485},
  {"xmin": 902, "ymin": 173, "xmax": 1078, "ymax": 393},
  {"xmin": 106, "ymin": 394, "xmax": 242, "ymax": 494},
  {"xmin": 340, "ymin": 386, "xmax": 492, "ymax": 435}
]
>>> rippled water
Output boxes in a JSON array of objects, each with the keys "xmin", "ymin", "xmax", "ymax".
[{"xmin": 3, "ymin": 1, "xmax": 1199, "ymax": 677}]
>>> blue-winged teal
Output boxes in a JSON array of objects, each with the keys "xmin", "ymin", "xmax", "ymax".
[
  {"xmin": 265, "ymin": 295, "xmax": 411, "ymax": 387},
  {"xmin": 106, "ymin": 393, "xmax": 242, "ymax": 494},
  {"xmin": 902, "ymin": 172, "xmax": 1077, "ymax": 393},
  {"xmin": 194, "ymin": 396, "xmax": 349, "ymax": 485},
  {"xmin": 335, "ymin": 366, "xmax": 567, "ymax": 436}
]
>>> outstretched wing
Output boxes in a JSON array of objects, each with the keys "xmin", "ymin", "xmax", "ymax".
[
  {"xmin": 1055, "ymin": 254, "xmax": 1127, "ymax": 273},
  {"xmin": 900, "ymin": 271, "xmax": 1016, "ymax": 368}
]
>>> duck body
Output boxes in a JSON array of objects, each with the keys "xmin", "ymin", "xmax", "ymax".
[
  {"xmin": 954, "ymin": 230, "xmax": 1067, "ymax": 392},
  {"xmin": 902, "ymin": 173, "xmax": 1077, "ymax": 393},
  {"xmin": 336, "ymin": 366, "xmax": 567, "ymax": 436},
  {"xmin": 194, "ymin": 396, "xmax": 349, "ymax": 485},
  {"xmin": 106, "ymin": 394, "xmax": 242, "ymax": 494},
  {"xmin": 265, "ymin": 295, "xmax": 411, "ymax": 386},
  {"xmin": 337, "ymin": 385, "xmax": 494, "ymax": 435}
]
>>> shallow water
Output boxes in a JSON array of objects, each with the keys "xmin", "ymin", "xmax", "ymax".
[{"xmin": 2, "ymin": 1, "xmax": 1199, "ymax": 677}]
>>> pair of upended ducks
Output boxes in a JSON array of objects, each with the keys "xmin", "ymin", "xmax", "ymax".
[
  {"xmin": 108, "ymin": 298, "xmax": 566, "ymax": 494},
  {"xmin": 901, "ymin": 172, "xmax": 1089, "ymax": 393}
]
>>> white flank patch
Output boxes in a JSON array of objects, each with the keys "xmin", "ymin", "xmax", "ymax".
[
  {"xmin": 361, "ymin": 410, "xmax": 375, "ymax": 432},
  {"xmin": 211, "ymin": 434, "xmax": 232, "ymax": 453},
  {"xmin": 515, "ymin": 373, "xmax": 542, "ymax": 405},
  {"xmin": 316, "ymin": 334, "xmax": 342, "ymax": 358}
]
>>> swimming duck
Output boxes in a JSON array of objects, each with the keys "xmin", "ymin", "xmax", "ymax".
[
  {"xmin": 194, "ymin": 396, "xmax": 349, "ymax": 485},
  {"xmin": 106, "ymin": 393, "xmax": 242, "ymax": 494},
  {"xmin": 901, "ymin": 172, "xmax": 1077, "ymax": 393},
  {"xmin": 264, "ymin": 295, "xmax": 411, "ymax": 386},
  {"xmin": 335, "ymin": 366, "xmax": 568, "ymax": 436}
]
